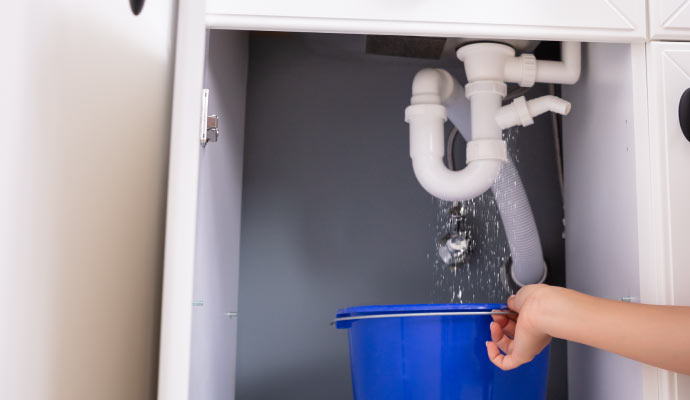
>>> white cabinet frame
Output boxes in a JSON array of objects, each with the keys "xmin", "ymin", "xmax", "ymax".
[
  {"xmin": 644, "ymin": 41, "xmax": 690, "ymax": 400},
  {"xmin": 206, "ymin": 0, "xmax": 646, "ymax": 42},
  {"xmin": 650, "ymin": 0, "xmax": 690, "ymax": 41}
]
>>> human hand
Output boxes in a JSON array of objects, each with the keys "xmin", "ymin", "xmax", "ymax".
[{"xmin": 486, "ymin": 284, "xmax": 553, "ymax": 370}]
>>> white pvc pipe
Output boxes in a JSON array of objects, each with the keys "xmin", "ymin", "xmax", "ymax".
[
  {"xmin": 412, "ymin": 156, "xmax": 503, "ymax": 201},
  {"xmin": 495, "ymin": 95, "xmax": 572, "ymax": 130},
  {"xmin": 406, "ymin": 42, "xmax": 580, "ymax": 286},
  {"xmin": 535, "ymin": 42, "xmax": 581, "ymax": 85},
  {"xmin": 405, "ymin": 69, "xmax": 506, "ymax": 201},
  {"xmin": 504, "ymin": 42, "xmax": 581, "ymax": 86},
  {"xmin": 527, "ymin": 95, "xmax": 572, "ymax": 116},
  {"xmin": 469, "ymin": 90, "xmax": 503, "ymax": 140},
  {"xmin": 409, "ymin": 68, "xmax": 460, "ymax": 105}
]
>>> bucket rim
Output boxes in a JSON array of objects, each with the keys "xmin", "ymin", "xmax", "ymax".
[{"xmin": 333, "ymin": 303, "xmax": 511, "ymax": 329}]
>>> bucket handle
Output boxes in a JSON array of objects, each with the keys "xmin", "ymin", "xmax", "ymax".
[{"xmin": 331, "ymin": 310, "xmax": 517, "ymax": 325}]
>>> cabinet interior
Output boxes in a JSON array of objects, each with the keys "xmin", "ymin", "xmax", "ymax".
[{"xmin": 192, "ymin": 29, "xmax": 639, "ymax": 399}]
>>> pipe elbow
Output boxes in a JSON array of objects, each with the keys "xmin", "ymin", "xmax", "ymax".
[
  {"xmin": 534, "ymin": 42, "xmax": 581, "ymax": 85},
  {"xmin": 410, "ymin": 68, "xmax": 460, "ymax": 105},
  {"xmin": 503, "ymin": 42, "xmax": 581, "ymax": 87},
  {"xmin": 412, "ymin": 157, "xmax": 502, "ymax": 201},
  {"xmin": 558, "ymin": 42, "xmax": 582, "ymax": 84},
  {"xmin": 556, "ymin": 64, "xmax": 581, "ymax": 85}
]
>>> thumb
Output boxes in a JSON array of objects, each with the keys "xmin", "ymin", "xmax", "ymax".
[
  {"xmin": 507, "ymin": 285, "xmax": 533, "ymax": 312},
  {"xmin": 507, "ymin": 294, "xmax": 520, "ymax": 312}
]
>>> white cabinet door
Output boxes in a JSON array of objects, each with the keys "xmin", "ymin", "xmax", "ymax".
[
  {"xmin": 157, "ymin": 0, "xmax": 207, "ymax": 399},
  {"xmin": 645, "ymin": 41, "xmax": 690, "ymax": 400},
  {"xmin": 649, "ymin": 0, "xmax": 690, "ymax": 40},
  {"xmin": 206, "ymin": 0, "xmax": 645, "ymax": 42},
  {"xmin": 158, "ymin": 3, "xmax": 249, "ymax": 400},
  {"xmin": 188, "ymin": 30, "xmax": 248, "ymax": 400}
]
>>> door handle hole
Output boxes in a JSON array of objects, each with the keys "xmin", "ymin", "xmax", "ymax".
[
  {"xmin": 129, "ymin": 0, "xmax": 145, "ymax": 15},
  {"xmin": 678, "ymin": 88, "xmax": 690, "ymax": 143}
]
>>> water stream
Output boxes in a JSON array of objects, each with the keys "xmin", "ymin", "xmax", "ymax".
[{"xmin": 430, "ymin": 127, "xmax": 521, "ymax": 304}]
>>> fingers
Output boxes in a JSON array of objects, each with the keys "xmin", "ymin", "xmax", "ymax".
[
  {"xmin": 490, "ymin": 322, "xmax": 513, "ymax": 354},
  {"xmin": 486, "ymin": 341, "xmax": 522, "ymax": 371},
  {"xmin": 491, "ymin": 313, "xmax": 507, "ymax": 325},
  {"xmin": 503, "ymin": 318, "xmax": 517, "ymax": 338},
  {"xmin": 507, "ymin": 294, "xmax": 517, "ymax": 311},
  {"xmin": 505, "ymin": 311, "xmax": 518, "ymax": 322},
  {"xmin": 491, "ymin": 311, "xmax": 516, "ymax": 337},
  {"xmin": 491, "ymin": 312, "xmax": 517, "ymax": 324}
]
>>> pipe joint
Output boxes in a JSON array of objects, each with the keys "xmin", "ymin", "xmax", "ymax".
[
  {"xmin": 504, "ymin": 53, "xmax": 537, "ymax": 87},
  {"xmin": 404, "ymin": 103, "xmax": 446, "ymax": 122},
  {"xmin": 410, "ymin": 68, "xmax": 458, "ymax": 105},
  {"xmin": 466, "ymin": 139, "xmax": 508, "ymax": 164},
  {"xmin": 464, "ymin": 80, "xmax": 507, "ymax": 99}
]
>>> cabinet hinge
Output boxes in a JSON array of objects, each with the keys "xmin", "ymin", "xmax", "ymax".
[{"xmin": 200, "ymin": 88, "xmax": 219, "ymax": 147}]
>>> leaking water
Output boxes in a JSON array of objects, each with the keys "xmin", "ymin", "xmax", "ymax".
[{"xmin": 430, "ymin": 127, "xmax": 521, "ymax": 304}]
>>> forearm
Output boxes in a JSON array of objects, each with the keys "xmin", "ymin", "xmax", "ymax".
[{"xmin": 537, "ymin": 286, "xmax": 690, "ymax": 375}]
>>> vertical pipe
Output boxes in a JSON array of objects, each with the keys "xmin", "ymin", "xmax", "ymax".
[{"xmin": 469, "ymin": 92, "xmax": 503, "ymax": 140}]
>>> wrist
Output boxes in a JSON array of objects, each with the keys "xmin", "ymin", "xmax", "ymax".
[{"xmin": 531, "ymin": 285, "xmax": 564, "ymax": 337}]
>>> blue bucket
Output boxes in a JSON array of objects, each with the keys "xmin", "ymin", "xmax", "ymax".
[{"xmin": 335, "ymin": 303, "xmax": 549, "ymax": 400}]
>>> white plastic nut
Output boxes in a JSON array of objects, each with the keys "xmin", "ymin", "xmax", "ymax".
[
  {"xmin": 464, "ymin": 80, "xmax": 507, "ymax": 99},
  {"xmin": 404, "ymin": 103, "xmax": 447, "ymax": 122},
  {"xmin": 495, "ymin": 96, "xmax": 535, "ymax": 129},
  {"xmin": 466, "ymin": 139, "xmax": 508, "ymax": 164},
  {"xmin": 518, "ymin": 54, "xmax": 537, "ymax": 87},
  {"xmin": 512, "ymin": 96, "xmax": 534, "ymax": 127}
]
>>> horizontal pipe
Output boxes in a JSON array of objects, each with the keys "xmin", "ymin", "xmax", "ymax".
[{"xmin": 504, "ymin": 42, "xmax": 581, "ymax": 86}]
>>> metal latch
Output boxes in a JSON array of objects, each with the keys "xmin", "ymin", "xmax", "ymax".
[
  {"xmin": 200, "ymin": 89, "xmax": 220, "ymax": 147},
  {"xmin": 206, "ymin": 114, "xmax": 219, "ymax": 143}
]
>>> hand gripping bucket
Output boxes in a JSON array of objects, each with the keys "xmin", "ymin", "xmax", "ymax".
[{"xmin": 334, "ymin": 304, "xmax": 549, "ymax": 399}]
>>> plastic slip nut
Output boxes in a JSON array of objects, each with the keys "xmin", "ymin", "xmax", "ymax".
[
  {"xmin": 466, "ymin": 139, "xmax": 508, "ymax": 163},
  {"xmin": 404, "ymin": 104, "xmax": 447, "ymax": 122},
  {"xmin": 512, "ymin": 96, "xmax": 534, "ymax": 127},
  {"xmin": 464, "ymin": 81, "xmax": 507, "ymax": 99},
  {"xmin": 518, "ymin": 54, "xmax": 537, "ymax": 88}
]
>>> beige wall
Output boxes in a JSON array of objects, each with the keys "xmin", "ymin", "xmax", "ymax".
[{"xmin": 0, "ymin": 1, "xmax": 177, "ymax": 398}]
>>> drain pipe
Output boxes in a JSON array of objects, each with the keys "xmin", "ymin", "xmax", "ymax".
[
  {"xmin": 405, "ymin": 69, "xmax": 507, "ymax": 200},
  {"xmin": 505, "ymin": 42, "xmax": 581, "ymax": 86},
  {"xmin": 445, "ymin": 95, "xmax": 548, "ymax": 287},
  {"xmin": 406, "ymin": 42, "xmax": 581, "ymax": 286},
  {"xmin": 496, "ymin": 95, "xmax": 571, "ymax": 130},
  {"xmin": 406, "ymin": 42, "xmax": 578, "ymax": 203}
]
